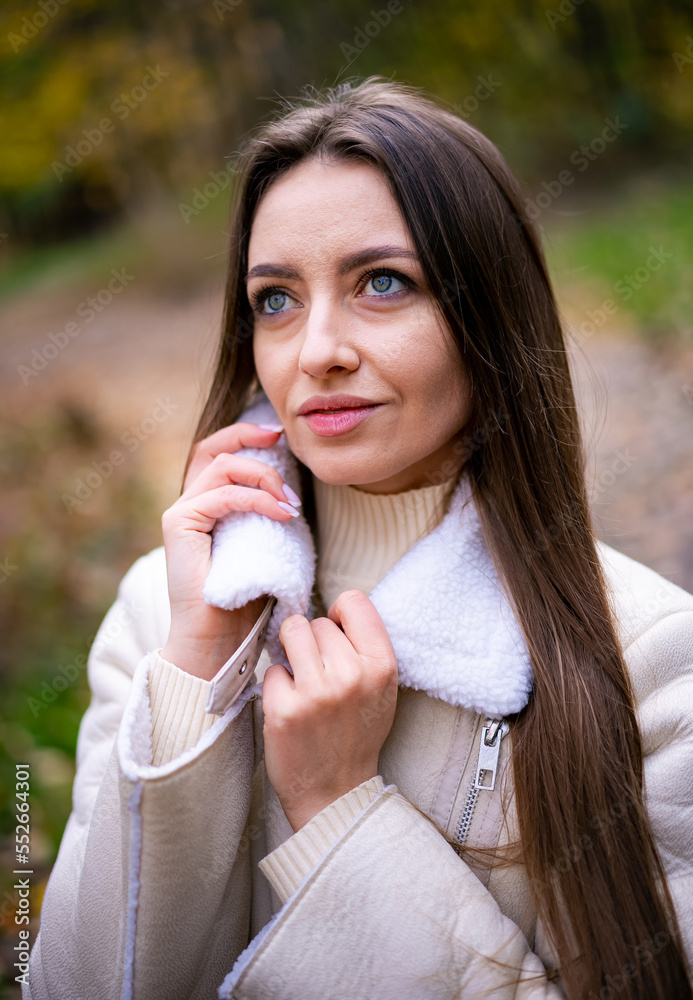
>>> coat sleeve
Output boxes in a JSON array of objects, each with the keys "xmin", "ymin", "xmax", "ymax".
[
  {"xmin": 222, "ymin": 783, "xmax": 562, "ymax": 1000},
  {"xmin": 629, "ymin": 608, "xmax": 693, "ymax": 966},
  {"xmin": 23, "ymin": 548, "xmax": 265, "ymax": 1000}
]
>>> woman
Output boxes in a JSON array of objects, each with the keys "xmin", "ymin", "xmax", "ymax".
[{"xmin": 25, "ymin": 78, "xmax": 693, "ymax": 999}]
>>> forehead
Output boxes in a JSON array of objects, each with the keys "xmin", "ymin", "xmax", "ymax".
[{"xmin": 247, "ymin": 159, "xmax": 412, "ymax": 266}]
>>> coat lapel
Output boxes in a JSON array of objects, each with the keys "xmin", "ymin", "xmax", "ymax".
[{"xmin": 204, "ymin": 392, "xmax": 533, "ymax": 717}]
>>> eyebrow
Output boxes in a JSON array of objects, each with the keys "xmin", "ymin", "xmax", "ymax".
[{"xmin": 245, "ymin": 245, "xmax": 419, "ymax": 281}]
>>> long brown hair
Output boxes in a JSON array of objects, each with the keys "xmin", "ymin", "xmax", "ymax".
[{"xmin": 189, "ymin": 78, "xmax": 691, "ymax": 998}]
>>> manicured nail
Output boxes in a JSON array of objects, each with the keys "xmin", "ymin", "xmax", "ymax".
[
  {"xmin": 278, "ymin": 501, "xmax": 300, "ymax": 517},
  {"xmin": 282, "ymin": 483, "xmax": 302, "ymax": 507},
  {"xmin": 258, "ymin": 423, "xmax": 284, "ymax": 432}
]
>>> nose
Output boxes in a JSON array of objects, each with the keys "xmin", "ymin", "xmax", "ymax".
[{"xmin": 297, "ymin": 299, "xmax": 360, "ymax": 377}]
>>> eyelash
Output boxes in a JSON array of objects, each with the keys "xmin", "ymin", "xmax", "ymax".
[
  {"xmin": 358, "ymin": 266, "xmax": 414, "ymax": 296},
  {"xmin": 248, "ymin": 266, "xmax": 414, "ymax": 314}
]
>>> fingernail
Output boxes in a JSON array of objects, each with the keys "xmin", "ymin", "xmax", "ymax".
[
  {"xmin": 282, "ymin": 483, "xmax": 302, "ymax": 507},
  {"xmin": 258, "ymin": 423, "xmax": 284, "ymax": 432},
  {"xmin": 278, "ymin": 501, "xmax": 300, "ymax": 517}
]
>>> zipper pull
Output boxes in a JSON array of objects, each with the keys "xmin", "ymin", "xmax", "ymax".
[{"xmin": 474, "ymin": 718, "xmax": 509, "ymax": 791}]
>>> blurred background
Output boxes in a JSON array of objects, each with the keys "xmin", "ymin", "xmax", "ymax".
[{"xmin": 1, "ymin": 0, "xmax": 692, "ymax": 992}]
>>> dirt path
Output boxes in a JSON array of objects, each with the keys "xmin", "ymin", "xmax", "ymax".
[{"xmin": 568, "ymin": 327, "xmax": 693, "ymax": 591}]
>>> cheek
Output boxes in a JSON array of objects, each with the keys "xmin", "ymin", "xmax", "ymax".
[
  {"xmin": 417, "ymin": 366, "xmax": 470, "ymax": 438},
  {"xmin": 252, "ymin": 334, "xmax": 271, "ymax": 382},
  {"xmin": 394, "ymin": 327, "xmax": 468, "ymax": 418},
  {"xmin": 253, "ymin": 336, "xmax": 291, "ymax": 402}
]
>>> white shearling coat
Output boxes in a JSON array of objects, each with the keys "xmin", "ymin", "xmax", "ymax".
[{"xmin": 22, "ymin": 399, "xmax": 693, "ymax": 999}]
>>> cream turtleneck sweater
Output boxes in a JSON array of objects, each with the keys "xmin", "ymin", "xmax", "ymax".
[{"xmin": 146, "ymin": 471, "xmax": 456, "ymax": 901}]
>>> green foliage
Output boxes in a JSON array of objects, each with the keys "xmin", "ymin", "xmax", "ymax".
[
  {"xmin": 1, "ymin": 0, "xmax": 692, "ymax": 244},
  {"xmin": 544, "ymin": 172, "xmax": 693, "ymax": 338},
  {"xmin": 0, "ymin": 392, "xmax": 164, "ymax": 991},
  {"xmin": 0, "ymin": 400, "xmax": 162, "ymax": 857}
]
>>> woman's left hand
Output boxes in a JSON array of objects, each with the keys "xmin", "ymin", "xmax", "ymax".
[{"xmin": 262, "ymin": 590, "xmax": 399, "ymax": 832}]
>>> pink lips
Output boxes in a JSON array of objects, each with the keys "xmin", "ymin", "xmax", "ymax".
[{"xmin": 300, "ymin": 405, "xmax": 382, "ymax": 437}]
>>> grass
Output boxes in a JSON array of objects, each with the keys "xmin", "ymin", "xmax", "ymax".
[
  {"xmin": 0, "ymin": 179, "xmax": 234, "ymax": 306},
  {"xmin": 542, "ymin": 173, "xmax": 693, "ymax": 340}
]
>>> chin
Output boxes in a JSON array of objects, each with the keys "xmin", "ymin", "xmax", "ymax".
[
  {"xmin": 304, "ymin": 463, "xmax": 370, "ymax": 488},
  {"xmin": 292, "ymin": 445, "xmax": 386, "ymax": 488}
]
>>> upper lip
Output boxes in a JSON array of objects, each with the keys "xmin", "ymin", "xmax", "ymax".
[{"xmin": 298, "ymin": 394, "xmax": 380, "ymax": 415}]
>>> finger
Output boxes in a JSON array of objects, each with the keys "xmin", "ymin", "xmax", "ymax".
[
  {"xmin": 181, "ymin": 453, "xmax": 292, "ymax": 507},
  {"xmin": 308, "ymin": 616, "xmax": 355, "ymax": 673},
  {"xmin": 278, "ymin": 615, "xmax": 325, "ymax": 691},
  {"xmin": 163, "ymin": 482, "xmax": 298, "ymax": 538},
  {"xmin": 327, "ymin": 590, "xmax": 397, "ymax": 666},
  {"xmin": 186, "ymin": 422, "xmax": 283, "ymax": 486}
]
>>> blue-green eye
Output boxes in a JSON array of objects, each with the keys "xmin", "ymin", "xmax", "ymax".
[
  {"xmin": 266, "ymin": 292, "xmax": 287, "ymax": 312},
  {"xmin": 362, "ymin": 272, "xmax": 407, "ymax": 297},
  {"xmin": 255, "ymin": 289, "xmax": 298, "ymax": 315}
]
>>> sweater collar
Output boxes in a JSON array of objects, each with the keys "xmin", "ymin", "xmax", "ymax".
[
  {"xmin": 204, "ymin": 392, "xmax": 533, "ymax": 717},
  {"xmin": 312, "ymin": 473, "xmax": 457, "ymax": 613}
]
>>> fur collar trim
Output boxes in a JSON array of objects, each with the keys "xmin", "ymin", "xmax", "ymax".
[{"xmin": 203, "ymin": 392, "xmax": 533, "ymax": 717}]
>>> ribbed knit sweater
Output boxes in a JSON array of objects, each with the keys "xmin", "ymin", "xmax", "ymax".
[{"xmin": 148, "ymin": 471, "xmax": 455, "ymax": 901}]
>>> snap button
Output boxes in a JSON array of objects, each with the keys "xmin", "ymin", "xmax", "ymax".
[{"xmin": 239, "ymin": 661, "xmax": 248, "ymax": 675}]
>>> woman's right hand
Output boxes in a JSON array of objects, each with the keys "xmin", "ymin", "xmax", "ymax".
[{"xmin": 160, "ymin": 422, "xmax": 300, "ymax": 680}]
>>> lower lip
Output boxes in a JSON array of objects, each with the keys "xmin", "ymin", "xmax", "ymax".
[{"xmin": 300, "ymin": 405, "xmax": 382, "ymax": 437}]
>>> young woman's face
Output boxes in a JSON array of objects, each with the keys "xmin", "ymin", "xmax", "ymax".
[{"xmin": 248, "ymin": 158, "xmax": 471, "ymax": 493}]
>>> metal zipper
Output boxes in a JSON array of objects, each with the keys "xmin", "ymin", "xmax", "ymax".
[{"xmin": 454, "ymin": 718, "xmax": 509, "ymax": 846}]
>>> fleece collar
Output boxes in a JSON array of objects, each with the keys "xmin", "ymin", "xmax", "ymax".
[{"xmin": 203, "ymin": 392, "xmax": 533, "ymax": 717}]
